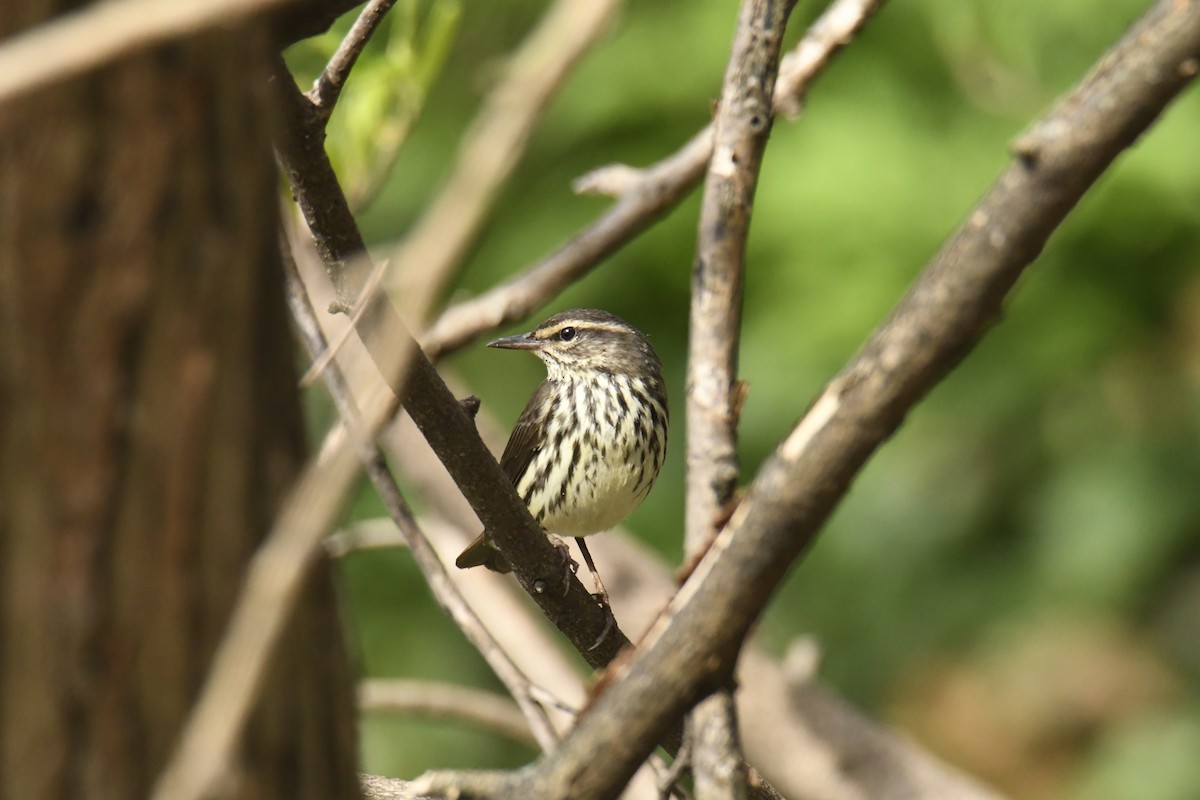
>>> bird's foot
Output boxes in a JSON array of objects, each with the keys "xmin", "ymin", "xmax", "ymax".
[
  {"xmin": 547, "ymin": 534, "xmax": 578, "ymax": 597},
  {"xmin": 588, "ymin": 592, "xmax": 616, "ymax": 651}
]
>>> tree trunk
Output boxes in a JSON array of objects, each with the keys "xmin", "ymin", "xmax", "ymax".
[{"xmin": 0, "ymin": 8, "xmax": 359, "ymax": 800}]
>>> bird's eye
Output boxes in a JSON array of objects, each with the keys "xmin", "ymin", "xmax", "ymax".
[{"xmin": 559, "ymin": 327, "xmax": 576, "ymax": 342}]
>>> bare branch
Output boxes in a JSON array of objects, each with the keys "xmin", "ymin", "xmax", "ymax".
[
  {"xmin": 387, "ymin": 409, "xmax": 1009, "ymax": 799},
  {"xmin": 421, "ymin": 127, "xmax": 712, "ymax": 359},
  {"xmin": 384, "ymin": 0, "xmax": 624, "ymax": 324},
  {"xmin": 466, "ymin": 3, "xmax": 1200, "ymax": 798},
  {"xmin": 298, "ymin": 252, "xmax": 390, "ymax": 386},
  {"xmin": 308, "ymin": 0, "xmax": 398, "ymax": 119},
  {"xmin": 403, "ymin": 478, "xmax": 1010, "ymax": 800},
  {"xmin": 274, "ymin": 61, "xmax": 377, "ymax": 310},
  {"xmin": 281, "ymin": 231, "xmax": 561, "ymax": 750},
  {"xmin": 687, "ymin": 0, "xmax": 791, "ymax": 563},
  {"xmin": 689, "ymin": 692, "xmax": 749, "ymax": 800},
  {"xmin": 360, "ymin": 679, "xmax": 538, "ymax": 748},
  {"xmin": 325, "ymin": 516, "xmax": 410, "ymax": 557},
  {"xmin": 420, "ymin": 0, "xmax": 891, "ymax": 362},
  {"xmin": 0, "ymin": 0, "xmax": 294, "ymax": 103},
  {"xmin": 685, "ymin": 0, "xmax": 796, "ymax": 795},
  {"xmin": 361, "ymin": 772, "xmax": 441, "ymax": 800},
  {"xmin": 272, "ymin": 61, "xmax": 637, "ymax": 672},
  {"xmin": 773, "ymin": 0, "xmax": 890, "ymax": 118}
]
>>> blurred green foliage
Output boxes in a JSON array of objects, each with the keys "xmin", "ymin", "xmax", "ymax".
[{"xmin": 288, "ymin": 1, "xmax": 1200, "ymax": 797}]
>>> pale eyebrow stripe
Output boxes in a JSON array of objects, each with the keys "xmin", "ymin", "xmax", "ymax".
[{"xmin": 538, "ymin": 321, "xmax": 630, "ymax": 338}]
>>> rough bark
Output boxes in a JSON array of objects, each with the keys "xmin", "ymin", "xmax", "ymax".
[{"xmin": 0, "ymin": 8, "xmax": 358, "ymax": 800}]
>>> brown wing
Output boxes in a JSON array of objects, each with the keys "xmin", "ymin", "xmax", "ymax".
[{"xmin": 498, "ymin": 379, "xmax": 552, "ymax": 488}]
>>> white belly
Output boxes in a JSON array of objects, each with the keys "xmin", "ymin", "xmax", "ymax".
[
  {"xmin": 539, "ymin": 456, "xmax": 645, "ymax": 536},
  {"xmin": 520, "ymin": 375, "xmax": 666, "ymax": 536}
]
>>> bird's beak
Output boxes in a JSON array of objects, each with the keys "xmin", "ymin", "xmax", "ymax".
[{"xmin": 487, "ymin": 332, "xmax": 543, "ymax": 350}]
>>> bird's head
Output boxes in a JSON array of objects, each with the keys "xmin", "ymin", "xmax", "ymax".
[{"xmin": 488, "ymin": 308, "xmax": 662, "ymax": 382}]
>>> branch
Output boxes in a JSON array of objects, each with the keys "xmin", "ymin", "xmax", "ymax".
[
  {"xmin": 392, "ymin": 463, "xmax": 1010, "ymax": 800},
  {"xmin": 684, "ymin": 0, "xmax": 796, "ymax": 797},
  {"xmin": 272, "ymin": 61, "xmax": 635, "ymax": 672},
  {"xmin": 360, "ymin": 679, "xmax": 538, "ymax": 749},
  {"xmin": 281, "ymin": 231, "xmax": 561, "ymax": 750},
  {"xmin": 305, "ymin": 0, "xmax": 621, "ymax": 386},
  {"xmin": 773, "ymin": 0, "xmax": 889, "ymax": 119},
  {"xmin": 361, "ymin": 772, "xmax": 443, "ymax": 800},
  {"xmin": 419, "ymin": 0, "xmax": 892, "ymax": 361},
  {"xmin": 383, "ymin": 0, "xmax": 624, "ymax": 324},
  {"xmin": 686, "ymin": 0, "xmax": 790, "ymax": 570},
  {"xmin": 325, "ymin": 516, "xmax": 410, "ymax": 557},
  {"xmin": 0, "ymin": 0, "xmax": 294, "ymax": 103},
  {"xmin": 383, "ymin": 400, "xmax": 1009, "ymax": 799},
  {"xmin": 307, "ymin": 0, "xmax": 399, "ymax": 119},
  {"xmin": 447, "ymin": 2, "xmax": 1200, "ymax": 798}
]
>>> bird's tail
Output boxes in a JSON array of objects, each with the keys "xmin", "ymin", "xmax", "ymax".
[{"xmin": 454, "ymin": 532, "xmax": 511, "ymax": 573}]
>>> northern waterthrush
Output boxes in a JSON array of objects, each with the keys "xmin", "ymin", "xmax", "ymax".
[{"xmin": 455, "ymin": 309, "xmax": 669, "ymax": 588}]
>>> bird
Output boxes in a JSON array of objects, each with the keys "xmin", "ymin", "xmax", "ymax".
[{"xmin": 455, "ymin": 308, "xmax": 669, "ymax": 601}]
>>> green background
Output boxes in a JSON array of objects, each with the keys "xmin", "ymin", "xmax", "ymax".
[{"xmin": 287, "ymin": 1, "xmax": 1200, "ymax": 798}]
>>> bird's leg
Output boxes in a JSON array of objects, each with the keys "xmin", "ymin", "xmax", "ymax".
[
  {"xmin": 575, "ymin": 537, "xmax": 609, "ymax": 603},
  {"xmin": 546, "ymin": 533, "xmax": 577, "ymax": 597},
  {"xmin": 576, "ymin": 537, "xmax": 616, "ymax": 650}
]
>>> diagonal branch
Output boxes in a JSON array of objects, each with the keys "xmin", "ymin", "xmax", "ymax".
[
  {"xmin": 396, "ymin": 1, "xmax": 1200, "ymax": 797},
  {"xmin": 272, "ymin": 60, "xmax": 634, "ymax": 670},
  {"xmin": 302, "ymin": 0, "xmax": 619, "ymax": 385},
  {"xmin": 281, "ymin": 232, "xmax": 561, "ymax": 750},
  {"xmin": 383, "ymin": 0, "xmax": 624, "ymax": 324},
  {"xmin": 420, "ymin": 0, "xmax": 892, "ymax": 362},
  {"xmin": 0, "ymin": 0, "xmax": 294, "ymax": 102},
  {"xmin": 374, "ymin": 399, "xmax": 1011, "ymax": 800}
]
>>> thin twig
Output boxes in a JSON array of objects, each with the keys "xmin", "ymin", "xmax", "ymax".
[
  {"xmin": 419, "ymin": 0, "xmax": 892, "ymax": 362},
  {"xmin": 420, "ymin": 128, "xmax": 712, "ymax": 360},
  {"xmin": 773, "ymin": 0, "xmax": 890, "ymax": 118},
  {"xmin": 298, "ymin": 252, "xmax": 390, "ymax": 386},
  {"xmin": 0, "ymin": 0, "xmax": 293, "ymax": 103},
  {"xmin": 308, "ymin": 0, "xmax": 398, "ymax": 118},
  {"xmin": 654, "ymin": 741, "xmax": 693, "ymax": 800},
  {"xmin": 360, "ymin": 679, "xmax": 538, "ymax": 749},
  {"xmin": 325, "ymin": 516, "xmax": 409, "ymax": 557},
  {"xmin": 281, "ymin": 230, "xmax": 561, "ymax": 751}
]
